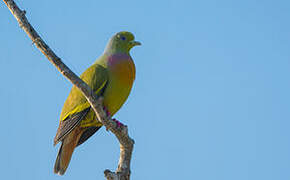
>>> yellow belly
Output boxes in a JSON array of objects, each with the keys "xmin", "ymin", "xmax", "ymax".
[{"xmin": 103, "ymin": 59, "xmax": 135, "ymax": 116}]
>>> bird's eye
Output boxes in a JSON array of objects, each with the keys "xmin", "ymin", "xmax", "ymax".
[{"xmin": 120, "ymin": 36, "xmax": 126, "ymax": 41}]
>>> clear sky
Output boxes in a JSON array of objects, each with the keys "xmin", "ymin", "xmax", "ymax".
[{"xmin": 1, "ymin": 0, "xmax": 290, "ymax": 179}]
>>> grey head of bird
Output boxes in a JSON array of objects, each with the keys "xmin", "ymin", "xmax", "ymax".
[{"xmin": 104, "ymin": 31, "xmax": 141, "ymax": 54}]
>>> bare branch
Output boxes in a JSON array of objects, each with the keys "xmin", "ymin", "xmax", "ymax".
[{"xmin": 3, "ymin": 0, "xmax": 134, "ymax": 179}]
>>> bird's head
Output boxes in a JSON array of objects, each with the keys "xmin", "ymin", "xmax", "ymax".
[{"xmin": 104, "ymin": 31, "xmax": 141, "ymax": 54}]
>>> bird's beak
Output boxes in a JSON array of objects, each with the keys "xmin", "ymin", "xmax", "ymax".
[{"xmin": 130, "ymin": 40, "xmax": 141, "ymax": 46}]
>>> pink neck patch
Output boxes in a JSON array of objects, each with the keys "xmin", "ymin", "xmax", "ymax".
[{"xmin": 107, "ymin": 53, "xmax": 131, "ymax": 67}]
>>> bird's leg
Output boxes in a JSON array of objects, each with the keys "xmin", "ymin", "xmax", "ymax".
[
  {"xmin": 102, "ymin": 107, "xmax": 124, "ymax": 129},
  {"xmin": 103, "ymin": 106, "xmax": 112, "ymax": 131},
  {"xmin": 112, "ymin": 118, "xmax": 124, "ymax": 128},
  {"xmin": 103, "ymin": 106, "xmax": 111, "ymax": 118}
]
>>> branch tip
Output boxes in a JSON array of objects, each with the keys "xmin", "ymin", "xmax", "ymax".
[{"xmin": 104, "ymin": 170, "xmax": 118, "ymax": 180}]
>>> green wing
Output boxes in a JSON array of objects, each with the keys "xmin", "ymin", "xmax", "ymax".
[{"xmin": 54, "ymin": 64, "xmax": 108, "ymax": 145}]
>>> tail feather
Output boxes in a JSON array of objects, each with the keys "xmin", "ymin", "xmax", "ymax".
[
  {"xmin": 54, "ymin": 144, "xmax": 66, "ymax": 175},
  {"xmin": 54, "ymin": 127, "xmax": 82, "ymax": 175}
]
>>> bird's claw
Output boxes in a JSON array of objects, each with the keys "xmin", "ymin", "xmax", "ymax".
[
  {"xmin": 103, "ymin": 106, "xmax": 111, "ymax": 118},
  {"xmin": 112, "ymin": 118, "xmax": 124, "ymax": 128}
]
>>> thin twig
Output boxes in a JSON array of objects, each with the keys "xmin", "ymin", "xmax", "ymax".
[{"xmin": 3, "ymin": 0, "xmax": 134, "ymax": 179}]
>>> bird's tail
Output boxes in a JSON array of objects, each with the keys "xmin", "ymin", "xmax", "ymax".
[{"xmin": 54, "ymin": 128, "xmax": 82, "ymax": 175}]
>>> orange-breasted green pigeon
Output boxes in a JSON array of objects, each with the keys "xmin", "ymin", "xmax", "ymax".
[{"xmin": 53, "ymin": 31, "xmax": 140, "ymax": 175}]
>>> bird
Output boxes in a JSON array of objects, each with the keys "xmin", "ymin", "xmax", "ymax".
[{"xmin": 53, "ymin": 31, "xmax": 141, "ymax": 175}]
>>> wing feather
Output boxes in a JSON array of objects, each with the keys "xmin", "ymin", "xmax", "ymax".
[
  {"xmin": 54, "ymin": 64, "xmax": 108, "ymax": 145},
  {"xmin": 54, "ymin": 108, "xmax": 90, "ymax": 145}
]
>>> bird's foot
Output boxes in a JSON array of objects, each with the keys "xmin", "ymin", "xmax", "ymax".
[
  {"xmin": 103, "ymin": 106, "xmax": 111, "ymax": 118},
  {"xmin": 112, "ymin": 118, "xmax": 124, "ymax": 128},
  {"xmin": 105, "ymin": 118, "xmax": 125, "ymax": 131}
]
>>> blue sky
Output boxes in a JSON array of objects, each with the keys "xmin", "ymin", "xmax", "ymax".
[{"xmin": 1, "ymin": 0, "xmax": 290, "ymax": 179}]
